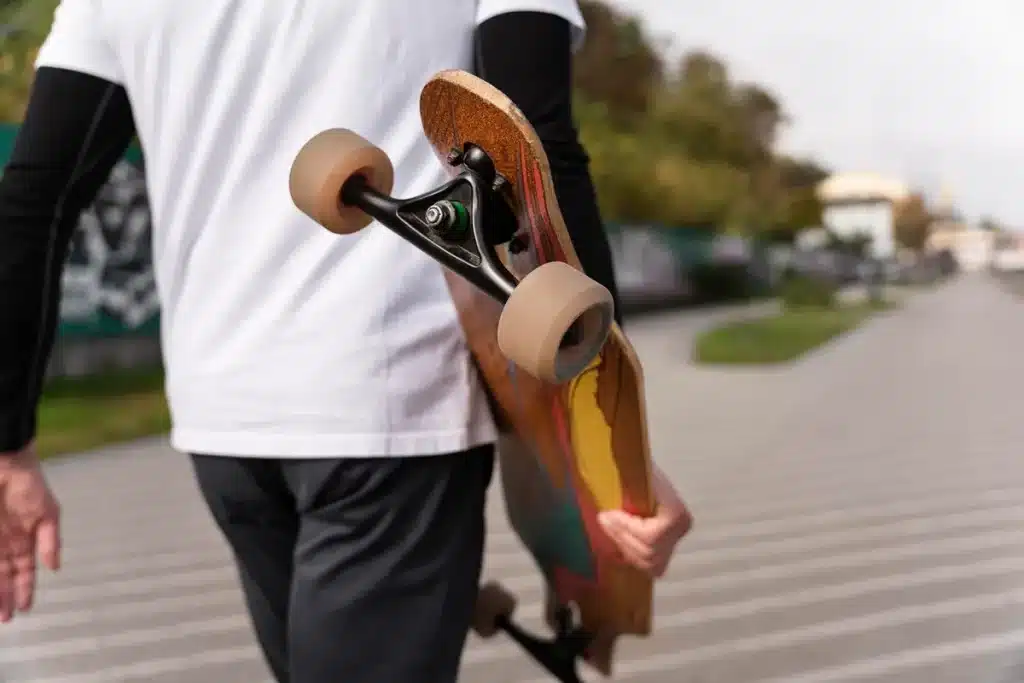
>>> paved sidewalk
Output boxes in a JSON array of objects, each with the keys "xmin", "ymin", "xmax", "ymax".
[{"xmin": 4, "ymin": 275, "xmax": 1024, "ymax": 683}]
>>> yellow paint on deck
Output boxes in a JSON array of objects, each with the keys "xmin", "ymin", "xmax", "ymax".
[{"xmin": 567, "ymin": 354, "xmax": 622, "ymax": 510}]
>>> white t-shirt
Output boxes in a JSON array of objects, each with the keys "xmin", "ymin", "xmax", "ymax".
[{"xmin": 36, "ymin": 0, "xmax": 586, "ymax": 458}]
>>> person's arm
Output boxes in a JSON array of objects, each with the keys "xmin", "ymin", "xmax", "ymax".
[
  {"xmin": 474, "ymin": 9, "xmax": 623, "ymax": 325},
  {"xmin": 0, "ymin": 67, "xmax": 135, "ymax": 453},
  {"xmin": 475, "ymin": 9, "xmax": 693, "ymax": 577}
]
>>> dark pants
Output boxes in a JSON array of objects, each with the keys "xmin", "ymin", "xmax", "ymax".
[{"xmin": 190, "ymin": 445, "xmax": 495, "ymax": 683}]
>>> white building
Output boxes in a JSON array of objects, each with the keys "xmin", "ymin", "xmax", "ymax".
[
  {"xmin": 992, "ymin": 231, "xmax": 1024, "ymax": 272},
  {"xmin": 924, "ymin": 190, "xmax": 995, "ymax": 272},
  {"xmin": 815, "ymin": 172, "xmax": 910, "ymax": 260}
]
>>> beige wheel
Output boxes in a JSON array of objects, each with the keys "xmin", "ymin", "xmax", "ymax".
[
  {"xmin": 497, "ymin": 262, "xmax": 614, "ymax": 383},
  {"xmin": 289, "ymin": 129, "xmax": 394, "ymax": 234},
  {"xmin": 473, "ymin": 582, "xmax": 517, "ymax": 638}
]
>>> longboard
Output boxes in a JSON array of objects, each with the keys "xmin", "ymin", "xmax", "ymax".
[{"xmin": 289, "ymin": 69, "xmax": 656, "ymax": 681}]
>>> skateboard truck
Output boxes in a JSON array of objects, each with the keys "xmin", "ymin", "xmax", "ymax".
[
  {"xmin": 289, "ymin": 129, "xmax": 616, "ymax": 384},
  {"xmin": 475, "ymin": 583, "xmax": 594, "ymax": 683},
  {"xmin": 339, "ymin": 143, "xmax": 522, "ymax": 304},
  {"xmin": 498, "ymin": 605, "xmax": 592, "ymax": 683}
]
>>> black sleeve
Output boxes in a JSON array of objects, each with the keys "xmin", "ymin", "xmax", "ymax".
[
  {"xmin": 0, "ymin": 66, "xmax": 136, "ymax": 453},
  {"xmin": 474, "ymin": 11, "xmax": 623, "ymax": 324}
]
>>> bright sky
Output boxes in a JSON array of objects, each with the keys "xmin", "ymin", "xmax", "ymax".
[{"xmin": 610, "ymin": 0, "xmax": 1024, "ymax": 227}]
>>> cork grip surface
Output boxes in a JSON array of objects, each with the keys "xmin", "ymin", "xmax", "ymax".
[{"xmin": 419, "ymin": 70, "xmax": 656, "ymax": 674}]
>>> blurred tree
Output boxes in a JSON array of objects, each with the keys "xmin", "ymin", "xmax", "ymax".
[
  {"xmin": 732, "ymin": 84, "xmax": 785, "ymax": 169},
  {"xmin": 0, "ymin": 0, "xmax": 57, "ymax": 122},
  {"xmin": 678, "ymin": 51, "xmax": 729, "ymax": 93},
  {"xmin": 893, "ymin": 192, "xmax": 932, "ymax": 251},
  {"xmin": 770, "ymin": 156, "xmax": 827, "ymax": 236},
  {"xmin": 574, "ymin": 1, "xmax": 663, "ymax": 121},
  {"xmin": 777, "ymin": 156, "xmax": 829, "ymax": 189}
]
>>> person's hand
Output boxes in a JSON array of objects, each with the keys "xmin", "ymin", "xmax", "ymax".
[
  {"xmin": 598, "ymin": 466, "xmax": 691, "ymax": 578},
  {"xmin": 0, "ymin": 443, "xmax": 61, "ymax": 623}
]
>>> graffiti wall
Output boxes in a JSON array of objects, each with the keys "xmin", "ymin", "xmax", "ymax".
[
  {"xmin": 61, "ymin": 155, "xmax": 159, "ymax": 338},
  {"xmin": 0, "ymin": 125, "xmax": 159, "ymax": 339}
]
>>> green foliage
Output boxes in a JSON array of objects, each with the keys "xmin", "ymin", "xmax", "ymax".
[
  {"xmin": 0, "ymin": 0, "xmax": 57, "ymax": 122},
  {"xmin": 693, "ymin": 305, "xmax": 875, "ymax": 365},
  {"xmin": 574, "ymin": 2, "xmax": 829, "ymax": 237},
  {"xmin": 575, "ymin": 1, "xmax": 663, "ymax": 121},
  {"xmin": 779, "ymin": 273, "xmax": 838, "ymax": 311},
  {"xmin": 37, "ymin": 369, "xmax": 170, "ymax": 460}
]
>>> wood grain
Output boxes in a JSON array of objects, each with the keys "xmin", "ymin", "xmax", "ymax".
[{"xmin": 419, "ymin": 70, "xmax": 656, "ymax": 674}]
